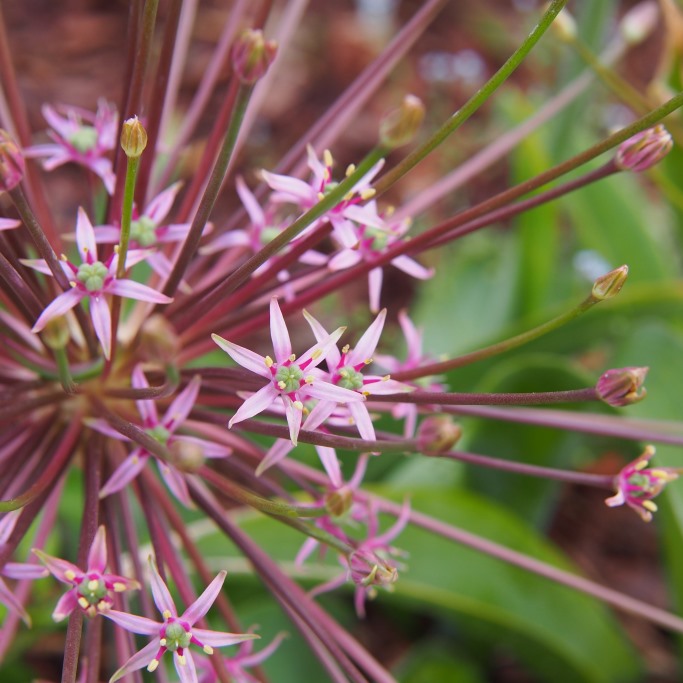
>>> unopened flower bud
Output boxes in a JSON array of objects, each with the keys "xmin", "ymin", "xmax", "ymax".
[
  {"xmin": 169, "ymin": 439, "xmax": 205, "ymax": 473},
  {"xmin": 592, "ymin": 265, "xmax": 628, "ymax": 301},
  {"xmin": 138, "ymin": 314, "xmax": 180, "ymax": 363},
  {"xmin": 620, "ymin": 1, "xmax": 659, "ymax": 46},
  {"xmin": 615, "ymin": 124, "xmax": 673, "ymax": 172},
  {"xmin": 324, "ymin": 486, "xmax": 354, "ymax": 518},
  {"xmin": 0, "ymin": 130, "xmax": 25, "ymax": 192},
  {"xmin": 596, "ymin": 366, "xmax": 648, "ymax": 406},
  {"xmin": 349, "ymin": 549, "xmax": 398, "ymax": 588},
  {"xmin": 417, "ymin": 415, "xmax": 462, "ymax": 456},
  {"xmin": 120, "ymin": 116, "xmax": 148, "ymax": 158},
  {"xmin": 232, "ymin": 30, "xmax": 277, "ymax": 84},
  {"xmin": 42, "ymin": 316, "xmax": 71, "ymax": 350},
  {"xmin": 379, "ymin": 95, "xmax": 425, "ymax": 149}
]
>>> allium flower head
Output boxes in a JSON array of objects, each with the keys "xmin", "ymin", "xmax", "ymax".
[
  {"xmin": 212, "ymin": 297, "xmax": 364, "ymax": 445},
  {"xmin": 23, "ymin": 207, "xmax": 173, "ymax": 358},
  {"xmin": 105, "ymin": 557, "xmax": 257, "ymax": 682},
  {"xmin": 605, "ymin": 446, "xmax": 680, "ymax": 522},
  {"xmin": 33, "ymin": 525, "xmax": 139, "ymax": 621},
  {"xmin": 24, "ymin": 99, "xmax": 118, "ymax": 193}
]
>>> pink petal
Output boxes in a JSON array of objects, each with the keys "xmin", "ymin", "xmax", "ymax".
[
  {"xmin": 164, "ymin": 375, "xmax": 201, "ymax": 432},
  {"xmin": 391, "ymin": 254, "xmax": 434, "ymax": 280},
  {"xmin": 349, "ymin": 309, "xmax": 386, "ymax": 365},
  {"xmin": 86, "ymin": 525, "xmax": 108, "ymax": 573},
  {"xmin": 193, "ymin": 628, "xmax": 259, "ymax": 648},
  {"xmin": 328, "ymin": 248, "xmax": 362, "ymax": 271},
  {"xmin": 149, "ymin": 556, "xmax": 178, "ymax": 617},
  {"xmin": 229, "ymin": 384, "xmax": 279, "ymax": 427},
  {"xmin": 307, "ymin": 380, "xmax": 365, "ymax": 404},
  {"xmin": 301, "ymin": 400, "xmax": 337, "ymax": 433},
  {"xmin": 256, "ymin": 439, "xmax": 294, "ymax": 476},
  {"xmin": 76, "ymin": 207, "xmax": 98, "ymax": 261},
  {"xmin": 297, "ymin": 327, "xmax": 345, "ymax": 369},
  {"xmin": 107, "ymin": 278, "xmax": 173, "ymax": 303},
  {"xmin": 109, "ymin": 639, "xmax": 160, "ymax": 682},
  {"xmin": 146, "ymin": 182, "xmax": 182, "ymax": 223},
  {"xmin": 0, "ymin": 218, "xmax": 20, "ymax": 230},
  {"xmin": 269, "ymin": 298, "xmax": 292, "ymax": 361},
  {"xmin": 398, "ymin": 310, "xmax": 423, "ymax": 363},
  {"xmin": 32, "ymin": 549, "xmax": 81, "ymax": 584},
  {"xmin": 99, "ymin": 450, "xmax": 150, "ymax": 498},
  {"xmin": 105, "ymin": 610, "xmax": 161, "ymax": 636},
  {"xmin": 89, "ymin": 295, "xmax": 112, "ymax": 359},
  {"xmin": 157, "ymin": 461, "xmax": 193, "ymax": 507},
  {"xmin": 316, "ymin": 445, "xmax": 342, "ymax": 488},
  {"xmin": 52, "ymin": 589, "xmax": 79, "ymax": 621},
  {"xmin": 211, "ymin": 335, "xmax": 270, "ymax": 378},
  {"xmin": 42, "ymin": 104, "xmax": 73, "ymax": 139},
  {"xmin": 363, "ymin": 377, "xmax": 413, "ymax": 395},
  {"xmin": 283, "ymin": 397, "xmax": 303, "ymax": 445},
  {"xmin": 31, "ymin": 288, "xmax": 83, "ymax": 333},
  {"xmin": 3, "ymin": 561, "xmax": 48, "ymax": 580},
  {"xmin": 342, "ymin": 204, "xmax": 386, "ymax": 230},
  {"xmin": 368, "ymin": 267, "xmax": 382, "ymax": 314},
  {"xmin": 302, "ymin": 310, "xmax": 341, "ymax": 369},
  {"xmin": 348, "ymin": 401, "xmax": 376, "ymax": 441},
  {"xmin": 0, "ymin": 510, "xmax": 19, "ymax": 544},
  {"xmin": 91, "ymin": 225, "xmax": 120, "ymax": 243},
  {"xmin": 174, "ymin": 650, "xmax": 198, "ymax": 683},
  {"xmin": 132, "ymin": 364, "xmax": 158, "ymax": 425},
  {"xmin": 173, "ymin": 435, "xmax": 231, "ymax": 459},
  {"xmin": 0, "ymin": 576, "xmax": 32, "ymax": 624},
  {"xmin": 181, "ymin": 570, "xmax": 226, "ymax": 625},
  {"xmin": 261, "ymin": 170, "xmax": 314, "ymax": 203},
  {"xmin": 236, "ymin": 176, "xmax": 265, "ymax": 227}
]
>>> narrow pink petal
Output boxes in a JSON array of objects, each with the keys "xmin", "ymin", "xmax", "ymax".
[
  {"xmin": 132, "ymin": 364, "xmax": 158, "ymax": 425},
  {"xmin": 32, "ymin": 549, "xmax": 81, "ymax": 584},
  {"xmin": 373, "ymin": 500, "xmax": 411, "ymax": 547},
  {"xmin": 342, "ymin": 204, "xmax": 386, "ymax": 230},
  {"xmin": 229, "ymin": 384, "xmax": 279, "ymax": 427},
  {"xmin": 52, "ymin": 590, "xmax": 79, "ymax": 622},
  {"xmin": 348, "ymin": 401, "xmax": 376, "ymax": 441},
  {"xmin": 31, "ymin": 289, "xmax": 83, "ymax": 333},
  {"xmin": 284, "ymin": 397, "xmax": 303, "ymax": 445},
  {"xmin": 0, "ymin": 218, "xmax": 20, "ymax": 230},
  {"xmin": 0, "ymin": 510, "xmax": 19, "ymax": 544},
  {"xmin": 157, "ymin": 462, "xmax": 193, "ymax": 508},
  {"xmin": 391, "ymin": 254, "xmax": 434, "ymax": 279},
  {"xmin": 89, "ymin": 157, "xmax": 116, "ymax": 194},
  {"xmin": 295, "ymin": 537, "xmax": 320, "ymax": 566},
  {"xmin": 329, "ymin": 218, "xmax": 359, "ymax": 249},
  {"xmin": 91, "ymin": 226, "xmax": 120, "ymax": 243},
  {"xmin": 236, "ymin": 176, "xmax": 265, "ymax": 227},
  {"xmin": 41, "ymin": 104, "xmax": 73, "ymax": 139},
  {"xmin": 3, "ymin": 562, "xmax": 48, "ymax": 580},
  {"xmin": 350, "ymin": 309, "xmax": 386, "ymax": 365},
  {"xmin": 269, "ymin": 297, "xmax": 292, "ymax": 361},
  {"xmin": 20, "ymin": 257, "xmax": 57, "ymax": 276},
  {"xmin": 172, "ymin": 435, "xmax": 231, "ymax": 459},
  {"xmin": 237, "ymin": 632, "xmax": 287, "ymax": 667},
  {"xmin": 349, "ymin": 453, "xmax": 370, "ymax": 489},
  {"xmin": 0, "ymin": 576, "xmax": 31, "ymax": 624},
  {"xmin": 89, "ymin": 295, "xmax": 112, "ymax": 359},
  {"xmin": 76, "ymin": 207, "xmax": 98, "ymax": 261},
  {"xmin": 261, "ymin": 170, "xmax": 314, "ymax": 202},
  {"xmin": 159, "ymin": 222, "xmax": 194, "ymax": 242},
  {"xmin": 193, "ymin": 628, "xmax": 259, "ymax": 648},
  {"xmin": 398, "ymin": 310, "xmax": 422, "ymax": 363},
  {"xmin": 307, "ymin": 380, "xmax": 365, "ymax": 404},
  {"xmin": 306, "ymin": 144, "xmax": 327, "ymax": 179},
  {"xmin": 301, "ymin": 400, "xmax": 337, "ymax": 432},
  {"xmin": 146, "ymin": 182, "xmax": 182, "ymax": 223},
  {"xmin": 328, "ymin": 248, "xmax": 362, "ymax": 271},
  {"xmin": 99, "ymin": 451, "xmax": 150, "ymax": 498},
  {"xmin": 201, "ymin": 230, "xmax": 250, "ymax": 253},
  {"xmin": 368, "ymin": 267, "xmax": 383, "ymax": 314},
  {"xmin": 363, "ymin": 377, "xmax": 413, "ymax": 395},
  {"xmin": 109, "ymin": 639, "xmax": 161, "ymax": 682},
  {"xmin": 211, "ymin": 335, "xmax": 270, "ymax": 378},
  {"xmin": 316, "ymin": 446, "xmax": 342, "ymax": 488},
  {"xmin": 164, "ymin": 375, "xmax": 200, "ymax": 432},
  {"xmin": 175, "ymin": 650, "xmax": 197, "ymax": 683},
  {"xmin": 148, "ymin": 556, "xmax": 178, "ymax": 617},
  {"xmin": 256, "ymin": 439, "xmax": 294, "ymax": 476},
  {"xmin": 302, "ymin": 311, "xmax": 341, "ymax": 368},
  {"xmin": 107, "ymin": 278, "xmax": 173, "ymax": 303},
  {"xmin": 181, "ymin": 570, "xmax": 226, "ymax": 624},
  {"xmin": 297, "ymin": 327, "xmax": 345, "ymax": 368},
  {"xmin": 86, "ymin": 525, "xmax": 108, "ymax": 573}
]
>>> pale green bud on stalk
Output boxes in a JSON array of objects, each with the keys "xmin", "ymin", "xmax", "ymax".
[
  {"xmin": 120, "ymin": 116, "xmax": 148, "ymax": 159},
  {"xmin": 619, "ymin": 1, "xmax": 659, "ymax": 46},
  {"xmin": 0, "ymin": 129, "xmax": 25, "ymax": 192},
  {"xmin": 379, "ymin": 95, "xmax": 425, "ymax": 149},
  {"xmin": 417, "ymin": 415, "xmax": 463, "ymax": 456},
  {"xmin": 592, "ymin": 265, "xmax": 628, "ymax": 301},
  {"xmin": 232, "ymin": 29, "xmax": 278, "ymax": 84}
]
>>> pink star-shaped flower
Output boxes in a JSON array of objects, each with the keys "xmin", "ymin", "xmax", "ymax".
[{"xmin": 105, "ymin": 557, "xmax": 257, "ymax": 682}]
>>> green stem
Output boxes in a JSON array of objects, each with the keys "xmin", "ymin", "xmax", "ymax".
[
  {"xmin": 53, "ymin": 346, "xmax": 76, "ymax": 394},
  {"xmin": 116, "ymin": 155, "xmax": 141, "ymax": 280},
  {"xmin": 163, "ymin": 82, "xmax": 255, "ymax": 298},
  {"xmin": 393, "ymin": 293, "xmax": 600, "ymax": 382},
  {"xmin": 373, "ymin": 0, "xmax": 569, "ymax": 195}
]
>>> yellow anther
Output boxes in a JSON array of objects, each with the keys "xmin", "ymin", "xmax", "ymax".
[
  {"xmin": 634, "ymin": 459, "xmax": 649, "ymax": 471},
  {"xmin": 288, "ymin": 353, "xmax": 296, "ymax": 362},
  {"xmin": 87, "ymin": 579, "xmax": 99, "ymax": 591},
  {"xmin": 113, "ymin": 582, "xmax": 126, "ymax": 592},
  {"xmin": 293, "ymin": 400, "xmax": 304, "ymax": 410},
  {"xmin": 364, "ymin": 357, "xmax": 372, "ymax": 365},
  {"xmin": 265, "ymin": 356, "xmax": 274, "ymax": 368},
  {"xmin": 148, "ymin": 659, "xmax": 160, "ymax": 672},
  {"xmin": 317, "ymin": 192, "xmax": 325, "ymax": 201},
  {"xmin": 304, "ymin": 375, "xmax": 315, "ymax": 384},
  {"xmin": 360, "ymin": 188, "xmax": 376, "ymax": 200},
  {"xmin": 160, "ymin": 638, "xmax": 167, "ymax": 646},
  {"xmin": 381, "ymin": 374, "xmax": 390, "ymax": 381},
  {"xmin": 312, "ymin": 349, "xmax": 322, "ymax": 360},
  {"xmin": 643, "ymin": 500, "xmax": 658, "ymax": 512},
  {"xmin": 65, "ymin": 570, "xmax": 76, "ymax": 581},
  {"xmin": 97, "ymin": 600, "xmax": 109, "ymax": 612},
  {"xmin": 323, "ymin": 149, "xmax": 333, "ymax": 167},
  {"xmin": 204, "ymin": 645, "xmax": 214, "ymax": 655},
  {"xmin": 60, "ymin": 254, "xmax": 68, "ymax": 261},
  {"xmin": 77, "ymin": 597, "xmax": 89, "ymax": 609},
  {"xmin": 277, "ymin": 380, "xmax": 286, "ymax": 390},
  {"xmin": 162, "ymin": 609, "xmax": 172, "ymax": 619},
  {"xmin": 177, "ymin": 654, "xmax": 186, "ymax": 665},
  {"xmin": 341, "ymin": 344, "xmax": 350, "ymax": 354},
  {"xmin": 345, "ymin": 163, "xmax": 356, "ymax": 177},
  {"xmin": 385, "ymin": 205, "xmax": 395, "ymax": 217}
]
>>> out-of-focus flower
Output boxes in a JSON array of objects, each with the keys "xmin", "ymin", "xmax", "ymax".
[
  {"xmin": 88, "ymin": 367, "xmax": 230, "ymax": 506},
  {"xmin": 596, "ymin": 366, "xmax": 648, "ymax": 406},
  {"xmin": 615, "ymin": 124, "xmax": 673, "ymax": 172},
  {"xmin": 33, "ymin": 525, "xmax": 139, "ymax": 622},
  {"xmin": 0, "ymin": 510, "xmax": 48, "ymax": 625},
  {"xmin": 105, "ymin": 557, "xmax": 257, "ymax": 682},
  {"xmin": 0, "ymin": 129, "xmax": 26, "ymax": 192},
  {"xmin": 212, "ymin": 297, "xmax": 364, "ymax": 445},
  {"xmin": 24, "ymin": 100, "xmax": 118, "ymax": 193},
  {"xmin": 605, "ymin": 446, "xmax": 680, "ymax": 522},
  {"xmin": 417, "ymin": 415, "xmax": 462, "ymax": 455},
  {"xmin": 22, "ymin": 207, "xmax": 172, "ymax": 359},
  {"xmin": 232, "ymin": 29, "xmax": 277, "ymax": 84},
  {"xmin": 379, "ymin": 94, "xmax": 425, "ymax": 148}
]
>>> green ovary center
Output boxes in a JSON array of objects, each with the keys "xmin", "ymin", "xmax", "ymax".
[
  {"xmin": 164, "ymin": 621, "xmax": 192, "ymax": 651},
  {"xmin": 67, "ymin": 125, "xmax": 98, "ymax": 153},
  {"xmin": 130, "ymin": 215, "xmax": 157, "ymax": 247},
  {"xmin": 77, "ymin": 577, "xmax": 107, "ymax": 604},
  {"xmin": 366, "ymin": 228, "xmax": 388, "ymax": 251},
  {"xmin": 146, "ymin": 425, "xmax": 171, "ymax": 445},
  {"xmin": 274, "ymin": 365, "xmax": 304, "ymax": 393},
  {"xmin": 76, "ymin": 261, "xmax": 109, "ymax": 292},
  {"xmin": 337, "ymin": 367, "xmax": 364, "ymax": 391}
]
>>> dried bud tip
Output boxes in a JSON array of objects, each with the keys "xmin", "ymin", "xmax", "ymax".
[
  {"xmin": 120, "ymin": 116, "xmax": 148, "ymax": 158},
  {"xmin": 620, "ymin": 1, "xmax": 659, "ymax": 46},
  {"xmin": 615, "ymin": 124, "xmax": 673, "ymax": 172},
  {"xmin": 42, "ymin": 316, "xmax": 71, "ymax": 350},
  {"xmin": 379, "ymin": 94, "xmax": 425, "ymax": 149},
  {"xmin": 169, "ymin": 439, "xmax": 204, "ymax": 473},
  {"xmin": 324, "ymin": 486, "xmax": 354, "ymax": 518},
  {"xmin": 417, "ymin": 415, "xmax": 462, "ymax": 456},
  {"xmin": 550, "ymin": 7, "xmax": 577, "ymax": 41},
  {"xmin": 232, "ymin": 29, "xmax": 277, "ymax": 84},
  {"xmin": 0, "ymin": 129, "xmax": 25, "ymax": 192},
  {"xmin": 592, "ymin": 265, "xmax": 628, "ymax": 301},
  {"xmin": 597, "ymin": 366, "xmax": 648, "ymax": 407}
]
